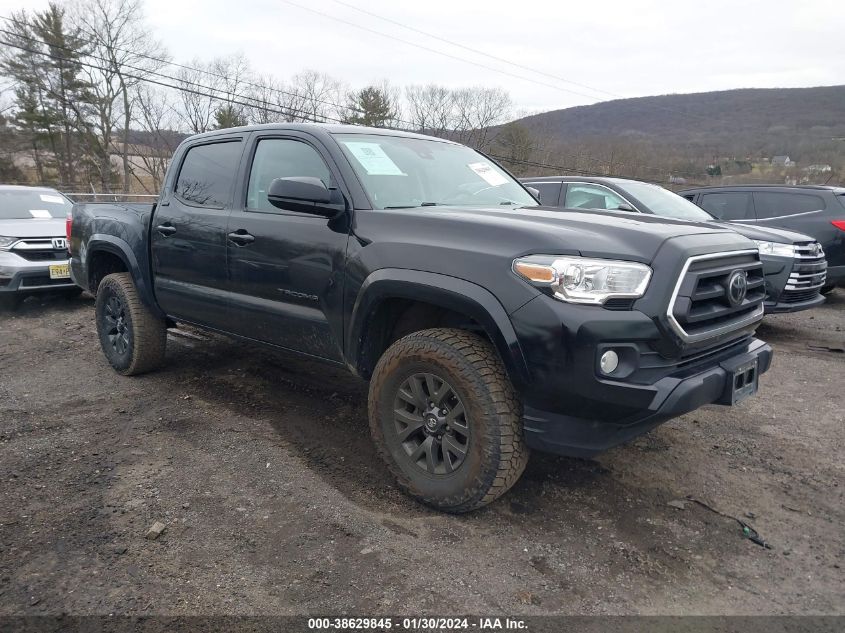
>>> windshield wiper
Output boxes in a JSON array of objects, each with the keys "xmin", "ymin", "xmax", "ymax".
[{"xmin": 383, "ymin": 202, "xmax": 439, "ymax": 209}]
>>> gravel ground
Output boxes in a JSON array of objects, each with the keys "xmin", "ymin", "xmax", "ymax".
[{"xmin": 0, "ymin": 289, "xmax": 842, "ymax": 616}]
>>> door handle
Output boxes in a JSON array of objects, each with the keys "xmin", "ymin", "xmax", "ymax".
[
  {"xmin": 156, "ymin": 224, "xmax": 176, "ymax": 236},
  {"xmin": 227, "ymin": 230, "xmax": 255, "ymax": 246}
]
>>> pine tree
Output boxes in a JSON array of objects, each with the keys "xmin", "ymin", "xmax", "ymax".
[
  {"xmin": 344, "ymin": 86, "xmax": 396, "ymax": 128},
  {"xmin": 214, "ymin": 104, "xmax": 247, "ymax": 130}
]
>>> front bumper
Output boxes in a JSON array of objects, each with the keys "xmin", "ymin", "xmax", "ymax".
[
  {"xmin": 759, "ymin": 253, "xmax": 825, "ymax": 313},
  {"xmin": 764, "ymin": 293, "xmax": 825, "ymax": 314},
  {"xmin": 522, "ymin": 337, "xmax": 772, "ymax": 457},
  {"xmin": 0, "ymin": 251, "xmax": 76, "ymax": 294},
  {"xmin": 509, "ymin": 289, "xmax": 772, "ymax": 458}
]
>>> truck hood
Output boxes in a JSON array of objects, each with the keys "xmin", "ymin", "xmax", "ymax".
[
  {"xmin": 0, "ymin": 217, "xmax": 66, "ymax": 239},
  {"xmin": 385, "ymin": 205, "xmax": 748, "ymax": 263},
  {"xmin": 710, "ymin": 221, "xmax": 815, "ymax": 244}
]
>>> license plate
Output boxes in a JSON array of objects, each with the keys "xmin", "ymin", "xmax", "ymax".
[
  {"xmin": 730, "ymin": 359, "xmax": 758, "ymax": 405},
  {"xmin": 49, "ymin": 263, "xmax": 70, "ymax": 280}
]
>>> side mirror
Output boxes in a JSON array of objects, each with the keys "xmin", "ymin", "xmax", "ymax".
[
  {"xmin": 267, "ymin": 177, "xmax": 343, "ymax": 217},
  {"xmin": 616, "ymin": 202, "xmax": 637, "ymax": 212},
  {"xmin": 526, "ymin": 186, "xmax": 541, "ymax": 200}
]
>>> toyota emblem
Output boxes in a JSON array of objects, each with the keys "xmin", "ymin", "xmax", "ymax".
[{"xmin": 727, "ymin": 270, "xmax": 748, "ymax": 306}]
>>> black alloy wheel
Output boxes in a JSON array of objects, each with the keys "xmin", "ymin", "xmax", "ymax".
[{"xmin": 393, "ymin": 372, "xmax": 470, "ymax": 476}]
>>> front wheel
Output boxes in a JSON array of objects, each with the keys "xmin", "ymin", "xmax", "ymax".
[
  {"xmin": 820, "ymin": 284, "xmax": 837, "ymax": 296},
  {"xmin": 368, "ymin": 328, "xmax": 529, "ymax": 513},
  {"xmin": 95, "ymin": 272, "xmax": 166, "ymax": 375}
]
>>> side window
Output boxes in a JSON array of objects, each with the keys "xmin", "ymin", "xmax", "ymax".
[
  {"xmin": 525, "ymin": 182, "xmax": 561, "ymax": 205},
  {"xmin": 564, "ymin": 183, "xmax": 627, "ymax": 211},
  {"xmin": 175, "ymin": 141, "xmax": 242, "ymax": 208},
  {"xmin": 753, "ymin": 192, "xmax": 825, "ymax": 218},
  {"xmin": 698, "ymin": 192, "xmax": 753, "ymax": 220},
  {"xmin": 247, "ymin": 138, "xmax": 332, "ymax": 211}
]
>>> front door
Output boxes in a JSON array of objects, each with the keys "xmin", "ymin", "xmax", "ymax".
[
  {"xmin": 151, "ymin": 138, "xmax": 244, "ymax": 329},
  {"xmin": 225, "ymin": 135, "xmax": 350, "ymax": 360}
]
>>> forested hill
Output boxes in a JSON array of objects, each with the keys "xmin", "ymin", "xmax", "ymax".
[{"xmin": 513, "ymin": 85, "xmax": 845, "ymax": 161}]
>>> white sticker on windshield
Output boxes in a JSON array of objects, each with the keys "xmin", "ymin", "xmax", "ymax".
[
  {"xmin": 40, "ymin": 194, "xmax": 65, "ymax": 204},
  {"xmin": 467, "ymin": 162, "xmax": 509, "ymax": 187},
  {"xmin": 343, "ymin": 141, "xmax": 405, "ymax": 176},
  {"xmin": 29, "ymin": 209, "xmax": 52, "ymax": 218}
]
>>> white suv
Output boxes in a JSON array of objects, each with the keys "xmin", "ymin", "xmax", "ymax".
[{"xmin": 0, "ymin": 185, "xmax": 77, "ymax": 308}]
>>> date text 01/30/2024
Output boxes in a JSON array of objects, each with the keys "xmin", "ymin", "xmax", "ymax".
[{"xmin": 306, "ymin": 617, "xmax": 528, "ymax": 630}]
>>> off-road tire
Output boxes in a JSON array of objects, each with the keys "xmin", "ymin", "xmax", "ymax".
[
  {"xmin": 95, "ymin": 272, "xmax": 166, "ymax": 376},
  {"xmin": 368, "ymin": 328, "xmax": 529, "ymax": 513}
]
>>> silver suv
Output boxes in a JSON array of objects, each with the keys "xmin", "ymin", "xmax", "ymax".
[{"xmin": 0, "ymin": 185, "xmax": 77, "ymax": 308}]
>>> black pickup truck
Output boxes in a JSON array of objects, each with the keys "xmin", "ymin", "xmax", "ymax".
[{"xmin": 69, "ymin": 123, "xmax": 773, "ymax": 512}]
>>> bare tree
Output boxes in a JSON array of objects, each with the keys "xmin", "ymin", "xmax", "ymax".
[
  {"xmin": 404, "ymin": 84, "xmax": 452, "ymax": 137},
  {"xmin": 451, "ymin": 87, "xmax": 511, "ymax": 151},
  {"xmin": 210, "ymin": 53, "xmax": 251, "ymax": 125},
  {"xmin": 174, "ymin": 59, "xmax": 218, "ymax": 134},
  {"xmin": 72, "ymin": 0, "xmax": 168, "ymax": 192},
  {"xmin": 289, "ymin": 70, "xmax": 344, "ymax": 122},
  {"xmin": 130, "ymin": 83, "xmax": 176, "ymax": 192}
]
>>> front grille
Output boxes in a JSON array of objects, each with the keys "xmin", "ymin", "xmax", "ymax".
[
  {"xmin": 669, "ymin": 250, "xmax": 766, "ymax": 343},
  {"xmin": 14, "ymin": 250, "xmax": 67, "ymax": 262},
  {"xmin": 784, "ymin": 241, "xmax": 826, "ymax": 297},
  {"xmin": 11, "ymin": 239, "xmax": 68, "ymax": 262},
  {"xmin": 603, "ymin": 298, "xmax": 636, "ymax": 310}
]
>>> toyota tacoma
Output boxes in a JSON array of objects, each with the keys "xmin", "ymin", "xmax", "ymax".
[{"xmin": 69, "ymin": 124, "xmax": 773, "ymax": 512}]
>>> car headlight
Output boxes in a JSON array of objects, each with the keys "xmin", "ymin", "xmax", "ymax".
[
  {"xmin": 754, "ymin": 240, "xmax": 795, "ymax": 258},
  {"xmin": 513, "ymin": 255, "xmax": 652, "ymax": 305},
  {"xmin": 0, "ymin": 236, "xmax": 18, "ymax": 250}
]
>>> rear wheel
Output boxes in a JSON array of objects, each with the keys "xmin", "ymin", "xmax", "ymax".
[
  {"xmin": 95, "ymin": 272, "xmax": 166, "ymax": 375},
  {"xmin": 368, "ymin": 328, "xmax": 528, "ymax": 513}
]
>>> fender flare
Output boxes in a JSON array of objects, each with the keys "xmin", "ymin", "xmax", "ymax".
[
  {"xmin": 85, "ymin": 234, "xmax": 163, "ymax": 317},
  {"xmin": 347, "ymin": 268, "xmax": 531, "ymax": 389}
]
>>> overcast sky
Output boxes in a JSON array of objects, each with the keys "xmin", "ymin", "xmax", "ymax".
[{"xmin": 2, "ymin": 0, "xmax": 844, "ymax": 114}]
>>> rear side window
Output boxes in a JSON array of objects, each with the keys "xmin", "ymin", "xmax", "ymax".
[
  {"xmin": 525, "ymin": 182, "xmax": 561, "ymax": 205},
  {"xmin": 698, "ymin": 192, "xmax": 754, "ymax": 220},
  {"xmin": 753, "ymin": 192, "xmax": 825, "ymax": 218},
  {"xmin": 175, "ymin": 140, "xmax": 242, "ymax": 208}
]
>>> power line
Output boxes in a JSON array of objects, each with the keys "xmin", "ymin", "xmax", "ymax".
[
  {"xmin": 329, "ymin": 0, "xmax": 618, "ymax": 101},
  {"xmin": 0, "ymin": 36, "xmax": 345, "ymax": 125},
  {"xmin": 279, "ymin": 0, "xmax": 604, "ymax": 103},
  {"xmin": 1, "ymin": 22, "xmax": 708, "ymax": 185},
  {"xmin": 0, "ymin": 25, "xmax": 336, "ymax": 123},
  {"xmin": 0, "ymin": 13, "xmax": 366, "ymax": 119}
]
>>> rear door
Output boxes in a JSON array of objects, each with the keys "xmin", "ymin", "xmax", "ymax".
[
  {"xmin": 224, "ymin": 132, "xmax": 350, "ymax": 361},
  {"xmin": 151, "ymin": 137, "xmax": 244, "ymax": 329}
]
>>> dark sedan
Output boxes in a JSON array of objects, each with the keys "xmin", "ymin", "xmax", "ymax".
[{"xmin": 521, "ymin": 176, "xmax": 826, "ymax": 314}]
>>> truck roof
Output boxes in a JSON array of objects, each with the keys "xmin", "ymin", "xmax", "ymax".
[{"xmin": 184, "ymin": 122, "xmax": 457, "ymax": 145}]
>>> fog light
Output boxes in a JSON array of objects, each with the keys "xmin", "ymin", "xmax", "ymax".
[{"xmin": 600, "ymin": 350, "xmax": 619, "ymax": 374}]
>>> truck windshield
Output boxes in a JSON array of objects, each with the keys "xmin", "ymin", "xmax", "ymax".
[
  {"xmin": 0, "ymin": 189, "xmax": 73, "ymax": 219},
  {"xmin": 334, "ymin": 133, "xmax": 537, "ymax": 210},
  {"xmin": 619, "ymin": 181, "xmax": 715, "ymax": 221}
]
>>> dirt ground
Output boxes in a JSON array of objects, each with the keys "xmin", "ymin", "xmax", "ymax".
[{"xmin": 0, "ymin": 289, "xmax": 842, "ymax": 616}]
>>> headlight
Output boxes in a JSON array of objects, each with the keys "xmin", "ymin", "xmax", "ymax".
[
  {"xmin": 513, "ymin": 255, "xmax": 652, "ymax": 305},
  {"xmin": 754, "ymin": 240, "xmax": 795, "ymax": 258},
  {"xmin": 0, "ymin": 236, "xmax": 18, "ymax": 250}
]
